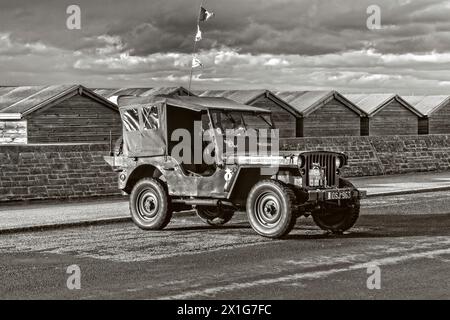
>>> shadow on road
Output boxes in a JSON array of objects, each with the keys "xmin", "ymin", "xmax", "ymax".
[
  {"xmin": 166, "ymin": 224, "xmax": 249, "ymax": 232},
  {"xmin": 166, "ymin": 213, "xmax": 450, "ymax": 241}
]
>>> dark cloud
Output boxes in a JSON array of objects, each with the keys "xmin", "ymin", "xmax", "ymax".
[
  {"xmin": 373, "ymin": 32, "xmax": 450, "ymax": 54},
  {"xmin": 0, "ymin": 0, "xmax": 450, "ymax": 93},
  {"xmin": 0, "ymin": 0, "xmax": 449, "ymax": 56}
]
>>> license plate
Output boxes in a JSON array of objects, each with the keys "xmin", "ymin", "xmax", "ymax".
[{"xmin": 326, "ymin": 190, "xmax": 352, "ymax": 200}]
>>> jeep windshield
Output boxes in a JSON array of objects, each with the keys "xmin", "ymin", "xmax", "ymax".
[{"xmin": 209, "ymin": 110, "xmax": 273, "ymax": 133}]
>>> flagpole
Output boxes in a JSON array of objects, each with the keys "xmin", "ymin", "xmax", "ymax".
[
  {"xmin": 188, "ymin": 0, "xmax": 205, "ymax": 94},
  {"xmin": 188, "ymin": 41, "xmax": 198, "ymax": 94}
]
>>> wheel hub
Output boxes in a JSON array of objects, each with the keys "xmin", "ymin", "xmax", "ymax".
[
  {"xmin": 263, "ymin": 200, "xmax": 277, "ymax": 215},
  {"xmin": 144, "ymin": 197, "xmax": 156, "ymax": 212},
  {"xmin": 138, "ymin": 191, "xmax": 159, "ymax": 220},
  {"xmin": 255, "ymin": 193, "xmax": 281, "ymax": 226}
]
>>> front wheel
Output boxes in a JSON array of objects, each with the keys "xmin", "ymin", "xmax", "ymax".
[
  {"xmin": 129, "ymin": 178, "xmax": 172, "ymax": 230},
  {"xmin": 246, "ymin": 180, "xmax": 297, "ymax": 239},
  {"xmin": 312, "ymin": 200, "xmax": 360, "ymax": 234},
  {"xmin": 312, "ymin": 178, "xmax": 360, "ymax": 234}
]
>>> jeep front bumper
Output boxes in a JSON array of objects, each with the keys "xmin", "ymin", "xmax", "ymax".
[{"xmin": 306, "ymin": 188, "xmax": 366, "ymax": 202}]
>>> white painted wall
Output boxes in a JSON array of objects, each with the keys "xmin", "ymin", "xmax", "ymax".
[{"xmin": 0, "ymin": 120, "xmax": 27, "ymax": 144}]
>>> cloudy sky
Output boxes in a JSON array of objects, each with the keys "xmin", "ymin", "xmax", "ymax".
[{"xmin": 0, "ymin": 0, "xmax": 450, "ymax": 93}]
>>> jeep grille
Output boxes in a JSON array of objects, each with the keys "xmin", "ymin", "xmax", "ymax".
[{"xmin": 303, "ymin": 152, "xmax": 338, "ymax": 188}]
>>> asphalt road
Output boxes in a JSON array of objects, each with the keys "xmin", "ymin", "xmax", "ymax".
[{"xmin": 0, "ymin": 191, "xmax": 449, "ymax": 299}]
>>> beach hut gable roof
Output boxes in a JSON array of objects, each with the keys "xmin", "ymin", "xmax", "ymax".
[
  {"xmin": 402, "ymin": 95, "xmax": 450, "ymax": 117},
  {"xmin": 344, "ymin": 93, "xmax": 422, "ymax": 117},
  {"xmin": 194, "ymin": 89, "xmax": 267, "ymax": 104},
  {"xmin": 195, "ymin": 89, "xmax": 299, "ymax": 117},
  {"xmin": 93, "ymin": 86, "xmax": 194, "ymax": 101},
  {"xmin": 275, "ymin": 90, "xmax": 363, "ymax": 117},
  {"xmin": 0, "ymin": 85, "xmax": 118, "ymax": 120}
]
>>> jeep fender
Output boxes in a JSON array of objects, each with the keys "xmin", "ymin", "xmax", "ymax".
[
  {"xmin": 227, "ymin": 166, "xmax": 273, "ymax": 205},
  {"xmin": 122, "ymin": 163, "xmax": 164, "ymax": 194}
]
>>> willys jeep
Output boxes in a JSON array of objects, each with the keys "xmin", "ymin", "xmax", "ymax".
[{"xmin": 104, "ymin": 95, "xmax": 366, "ymax": 239}]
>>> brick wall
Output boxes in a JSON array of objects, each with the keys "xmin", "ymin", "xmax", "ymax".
[
  {"xmin": 2, "ymin": 135, "xmax": 450, "ymax": 202},
  {"xmin": 0, "ymin": 143, "xmax": 120, "ymax": 202},
  {"xmin": 281, "ymin": 134, "xmax": 450, "ymax": 177}
]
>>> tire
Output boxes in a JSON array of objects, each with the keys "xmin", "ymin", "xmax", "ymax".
[
  {"xmin": 196, "ymin": 206, "xmax": 235, "ymax": 226},
  {"xmin": 129, "ymin": 178, "xmax": 172, "ymax": 230},
  {"xmin": 246, "ymin": 180, "xmax": 297, "ymax": 239},
  {"xmin": 312, "ymin": 178, "xmax": 360, "ymax": 233}
]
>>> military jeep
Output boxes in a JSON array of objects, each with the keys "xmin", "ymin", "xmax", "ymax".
[{"xmin": 104, "ymin": 95, "xmax": 365, "ymax": 239}]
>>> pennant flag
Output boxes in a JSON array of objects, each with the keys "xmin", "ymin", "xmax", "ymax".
[
  {"xmin": 199, "ymin": 7, "xmax": 214, "ymax": 22},
  {"xmin": 192, "ymin": 56, "xmax": 203, "ymax": 68},
  {"xmin": 195, "ymin": 25, "xmax": 202, "ymax": 42}
]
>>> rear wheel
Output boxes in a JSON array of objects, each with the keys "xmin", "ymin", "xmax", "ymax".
[
  {"xmin": 129, "ymin": 178, "xmax": 172, "ymax": 230},
  {"xmin": 312, "ymin": 179, "xmax": 360, "ymax": 233},
  {"xmin": 246, "ymin": 180, "xmax": 297, "ymax": 239},
  {"xmin": 196, "ymin": 206, "xmax": 235, "ymax": 226}
]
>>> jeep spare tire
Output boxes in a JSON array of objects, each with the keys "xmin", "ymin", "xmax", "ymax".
[
  {"xmin": 246, "ymin": 180, "xmax": 297, "ymax": 239},
  {"xmin": 130, "ymin": 178, "xmax": 172, "ymax": 230}
]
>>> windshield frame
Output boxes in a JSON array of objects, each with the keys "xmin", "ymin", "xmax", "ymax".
[{"xmin": 209, "ymin": 109, "xmax": 274, "ymax": 132}]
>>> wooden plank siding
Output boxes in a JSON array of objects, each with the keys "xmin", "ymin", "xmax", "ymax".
[
  {"xmin": 26, "ymin": 95, "xmax": 121, "ymax": 143},
  {"xmin": 428, "ymin": 100, "xmax": 450, "ymax": 134},
  {"xmin": 368, "ymin": 100, "xmax": 418, "ymax": 136},
  {"xmin": 250, "ymin": 96, "xmax": 297, "ymax": 138},
  {"xmin": 301, "ymin": 98, "xmax": 360, "ymax": 137}
]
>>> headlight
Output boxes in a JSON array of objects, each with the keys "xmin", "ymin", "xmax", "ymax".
[{"xmin": 335, "ymin": 157, "xmax": 342, "ymax": 168}]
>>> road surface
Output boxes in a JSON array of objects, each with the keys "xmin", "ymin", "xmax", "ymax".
[{"xmin": 0, "ymin": 191, "xmax": 449, "ymax": 299}]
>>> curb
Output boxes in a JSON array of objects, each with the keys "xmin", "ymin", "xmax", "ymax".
[
  {"xmin": 0, "ymin": 216, "xmax": 131, "ymax": 235},
  {"xmin": 364, "ymin": 186, "xmax": 450, "ymax": 198},
  {"xmin": 0, "ymin": 210, "xmax": 197, "ymax": 235},
  {"xmin": 2, "ymin": 187, "xmax": 450, "ymax": 235}
]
